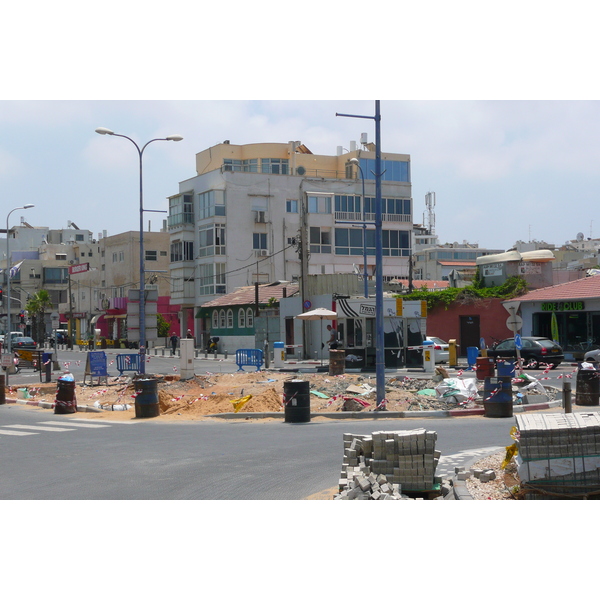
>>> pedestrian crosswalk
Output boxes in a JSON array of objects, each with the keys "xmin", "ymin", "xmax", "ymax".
[{"xmin": 0, "ymin": 419, "xmax": 114, "ymax": 436}]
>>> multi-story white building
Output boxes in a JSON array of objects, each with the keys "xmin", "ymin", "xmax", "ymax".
[{"xmin": 168, "ymin": 140, "xmax": 414, "ymax": 340}]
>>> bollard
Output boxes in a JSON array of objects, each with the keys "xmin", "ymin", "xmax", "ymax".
[
  {"xmin": 224, "ymin": 349, "xmax": 228, "ymax": 359},
  {"xmin": 214, "ymin": 350, "xmax": 218, "ymax": 359},
  {"xmin": 204, "ymin": 351, "xmax": 208, "ymax": 359},
  {"xmin": 0, "ymin": 374, "xmax": 5, "ymax": 405},
  {"xmin": 563, "ymin": 380, "xmax": 572, "ymax": 413}
]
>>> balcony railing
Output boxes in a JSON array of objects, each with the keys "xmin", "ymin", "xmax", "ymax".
[{"xmin": 334, "ymin": 212, "xmax": 411, "ymax": 223}]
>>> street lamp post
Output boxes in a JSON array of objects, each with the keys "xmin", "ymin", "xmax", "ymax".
[
  {"xmin": 95, "ymin": 127, "xmax": 182, "ymax": 374},
  {"xmin": 5, "ymin": 204, "xmax": 35, "ymax": 383},
  {"xmin": 349, "ymin": 158, "xmax": 368, "ymax": 298},
  {"xmin": 336, "ymin": 101, "xmax": 385, "ymax": 408}
]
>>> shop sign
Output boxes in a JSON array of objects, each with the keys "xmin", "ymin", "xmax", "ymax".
[
  {"xmin": 360, "ymin": 304, "xmax": 375, "ymax": 316},
  {"xmin": 482, "ymin": 264, "xmax": 503, "ymax": 277},
  {"xmin": 541, "ymin": 301, "xmax": 585, "ymax": 311},
  {"xmin": 519, "ymin": 262, "xmax": 541, "ymax": 275}
]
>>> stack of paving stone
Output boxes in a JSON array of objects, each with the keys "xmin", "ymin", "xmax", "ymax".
[
  {"xmin": 336, "ymin": 429, "xmax": 442, "ymax": 500},
  {"xmin": 516, "ymin": 413, "xmax": 600, "ymax": 499}
]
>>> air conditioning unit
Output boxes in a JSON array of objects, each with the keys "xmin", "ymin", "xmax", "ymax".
[
  {"xmin": 255, "ymin": 249, "xmax": 268, "ymax": 257},
  {"xmin": 255, "ymin": 211, "xmax": 266, "ymax": 223}
]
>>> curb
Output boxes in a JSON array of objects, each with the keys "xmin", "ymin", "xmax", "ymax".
[
  {"xmin": 451, "ymin": 448, "xmax": 505, "ymax": 500},
  {"xmin": 3, "ymin": 398, "xmax": 563, "ymax": 418}
]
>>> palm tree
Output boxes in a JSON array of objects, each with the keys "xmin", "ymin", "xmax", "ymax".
[{"xmin": 25, "ymin": 290, "xmax": 53, "ymax": 344}]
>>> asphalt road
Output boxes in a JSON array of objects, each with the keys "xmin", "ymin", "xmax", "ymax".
[{"xmin": 1, "ymin": 402, "xmax": 514, "ymax": 500}]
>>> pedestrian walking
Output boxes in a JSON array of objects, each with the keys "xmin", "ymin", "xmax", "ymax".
[{"xmin": 170, "ymin": 332, "xmax": 179, "ymax": 355}]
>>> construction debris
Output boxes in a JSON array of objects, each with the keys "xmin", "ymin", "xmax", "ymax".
[{"xmin": 335, "ymin": 429, "xmax": 443, "ymax": 500}]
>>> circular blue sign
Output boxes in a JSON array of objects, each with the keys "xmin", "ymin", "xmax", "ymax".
[
  {"xmin": 303, "ymin": 300, "xmax": 312, "ymax": 310},
  {"xmin": 515, "ymin": 333, "xmax": 522, "ymax": 350}
]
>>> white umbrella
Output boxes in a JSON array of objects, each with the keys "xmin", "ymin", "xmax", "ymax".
[{"xmin": 295, "ymin": 308, "xmax": 337, "ymax": 365}]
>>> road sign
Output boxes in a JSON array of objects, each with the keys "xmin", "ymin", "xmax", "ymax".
[
  {"xmin": 515, "ymin": 333, "xmax": 523, "ymax": 350},
  {"xmin": 303, "ymin": 300, "xmax": 312, "ymax": 310},
  {"xmin": 506, "ymin": 314, "xmax": 523, "ymax": 332}
]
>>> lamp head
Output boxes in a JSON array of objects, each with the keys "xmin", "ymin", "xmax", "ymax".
[
  {"xmin": 349, "ymin": 158, "xmax": 359, "ymax": 165},
  {"xmin": 23, "ymin": 204, "xmax": 34, "ymax": 209},
  {"xmin": 95, "ymin": 127, "xmax": 114, "ymax": 135},
  {"xmin": 166, "ymin": 135, "xmax": 183, "ymax": 142}
]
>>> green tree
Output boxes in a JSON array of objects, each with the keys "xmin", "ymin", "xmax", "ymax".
[
  {"xmin": 25, "ymin": 289, "xmax": 53, "ymax": 343},
  {"xmin": 157, "ymin": 313, "xmax": 171, "ymax": 338}
]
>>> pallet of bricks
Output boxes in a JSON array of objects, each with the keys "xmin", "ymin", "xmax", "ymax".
[
  {"xmin": 335, "ymin": 428, "xmax": 442, "ymax": 500},
  {"xmin": 515, "ymin": 413, "xmax": 600, "ymax": 500}
]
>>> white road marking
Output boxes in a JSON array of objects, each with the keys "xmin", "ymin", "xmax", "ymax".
[
  {"xmin": 0, "ymin": 429, "xmax": 37, "ymax": 436},
  {"xmin": 3, "ymin": 424, "xmax": 75, "ymax": 432},
  {"xmin": 37, "ymin": 421, "xmax": 111, "ymax": 428}
]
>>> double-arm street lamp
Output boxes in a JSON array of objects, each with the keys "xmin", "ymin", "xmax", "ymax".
[
  {"xmin": 95, "ymin": 127, "xmax": 183, "ymax": 374},
  {"xmin": 5, "ymin": 204, "xmax": 35, "ymax": 381}
]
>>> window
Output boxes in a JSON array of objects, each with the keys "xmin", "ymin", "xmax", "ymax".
[
  {"xmin": 212, "ymin": 310, "xmax": 219, "ymax": 329},
  {"xmin": 307, "ymin": 195, "xmax": 332, "ymax": 214},
  {"xmin": 253, "ymin": 233, "xmax": 267, "ymax": 250},
  {"xmin": 335, "ymin": 228, "xmax": 410, "ymax": 256},
  {"xmin": 359, "ymin": 158, "xmax": 410, "ymax": 182},
  {"xmin": 334, "ymin": 195, "xmax": 361, "ymax": 214},
  {"xmin": 238, "ymin": 308, "xmax": 246, "ymax": 328},
  {"xmin": 246, "ymin": 308, "xmax": 254, "ymax": 328},
  {"xmin": 219, "ymin": 310, "xmax": 226, "ymax": 328},
  {"xmin": 223, "ymin": 158, "xmax": 258, "ymax": 172},
  {"xmin": 168, "ymin": 193, "xmax": 194, "ymax": 227},
  {"xmin": 145, "ymin": 250, "xmax": 157, "ymax": 261},
  {"xmin": 198, "ymin": 263, "xmax": 226, "ymax": 295},
  {"xmin": 286, "ymin": 200, "xmax": 298, "ymax": 213},
  {"xmin": 309, "ymin": 227, "xmax": 332, "ymax": 254},
  {"xmin": 198, "ymin": 190, "xmax": 226, "ymax": 219},
  {"xmin": 261, "ymin": 158, "xmax": 288, "ymax": 174},
  {"xmin": 364, "ymin": 197, "xmax": 411, "ymax": 220},
  {"xmin": 55, "ymin": 254, "xmax": 67, "ymax": 261},
  {"xmin": 112, "ymin": 252, "xmax": 118, "ymax": 263},
  {"xmin": 43, "ymin": 267, "xmax": 68, "ymax": 284},
  {"xmin": 227, "ymin": 309, "xmax": 233, "ymax": 328},
  {"xmin": 171, "ymin": 240, "xmax": 195, "ymax": 262},
  {"xmin": 198, "ymin": 224, "xmax": 226, "ymax": 257}
]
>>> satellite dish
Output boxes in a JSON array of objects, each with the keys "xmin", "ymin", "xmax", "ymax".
[
  {"xmin": 297, "ymin": 166, "xmax": 306, "ymax": 176},
  {"xmin": 577, "ymin": 232, "xmax": 585, "ymax": 241}
]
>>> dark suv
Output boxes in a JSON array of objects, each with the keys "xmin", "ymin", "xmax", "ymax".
[{"xmin": 487, "ymin": 336, "xmax": 564, "ymax": 369}]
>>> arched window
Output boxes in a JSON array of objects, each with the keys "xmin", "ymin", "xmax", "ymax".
[
  {"xmin": 212, "ymin": 310, "xmax": 219, "ymax": 329},
  {"xmin": 219, "ymin": 309, "xmax": 226, "ymax": 328},
  {"xmin": 227, "ymin": 309, "xmax": 233, "ymax": 328},
  {"xmin": 238, "ymin": 308, "xmax": 246, "ymax": 328},
  {"xmin": 246, "ymin": 308, "xmax": 254, "ymax": 328}
]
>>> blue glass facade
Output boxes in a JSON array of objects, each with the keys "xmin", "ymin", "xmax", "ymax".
[{"xmin": 360, "ymin": 158, "xmax": 410, "ymax": 182}]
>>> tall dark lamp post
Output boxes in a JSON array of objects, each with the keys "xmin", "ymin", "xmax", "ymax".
[
  {"xmin": 95, "ymin": 127, "xmax": 183, "ymax": 374},
  {"xmin": 336, "ymin": 101, "xmax": 384, "ymax": 408},
  {"xmin": 5, "ymin": 204, "xmax": 35, "ymax": 383}
]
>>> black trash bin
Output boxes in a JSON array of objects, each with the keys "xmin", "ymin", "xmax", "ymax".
[
  {"xmin": 0, "ymin": 374, "xmax": 5, "ymax": 405},
  {"xmin": 575, "ymin": 367, "xmax": 600, "ymax": 406},
  {"xmin": 134, "ymin": 378, "xmax": 160, "ymax": 418},
  {"xmin": 54, "ymin": 378, "xmax": 77, "ymax": 414},
  {"xmin": 283, "ymin": 380, "xmax": 311, "ymax": 423}
]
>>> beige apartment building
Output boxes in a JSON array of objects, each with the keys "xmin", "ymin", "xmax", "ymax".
[{"xmin": 168, "ymin": 139, "xmax": 413, "ymax": 347}]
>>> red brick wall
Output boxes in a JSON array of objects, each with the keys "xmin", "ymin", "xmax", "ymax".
[{"xmin": 426, "ymin": 298, "xmax": 513, "ymax": 355}]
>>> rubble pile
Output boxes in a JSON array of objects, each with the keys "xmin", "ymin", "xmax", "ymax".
[{"xmin": 335, "ymin": 429, "xmax": 443, "ymax": 500}]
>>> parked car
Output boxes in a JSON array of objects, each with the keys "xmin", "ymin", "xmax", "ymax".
[
  {"xmin": 425, "ymin": 336, "xmax": 450, "ymax": 363},
  {"xmin": 584, "ymin": 348, "xmax": 600, "ymax": 362},
  {"xmin": 486, "ymin": 336, "xmax": 564, "ymax": 369},
  {"xmin": 12, "ymin": 336, "xmax": 37, "ymax": 350}
]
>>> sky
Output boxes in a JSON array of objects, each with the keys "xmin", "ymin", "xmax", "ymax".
[
  {"xmin": 3, "ymin": 4, "xmax": 600, "ymax": 255},
  {"xmin": 2, "ymin": 98, "xmax": 600, "ymax": 252}
]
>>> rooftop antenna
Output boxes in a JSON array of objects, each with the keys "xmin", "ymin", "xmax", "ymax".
[{"xmin": 425, "ymin": 191, "xmax": 436, "ymax": 235}]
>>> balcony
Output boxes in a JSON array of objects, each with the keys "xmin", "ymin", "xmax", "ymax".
[{"xmin": 334, "ymin": 212, "xmax": 411, "ymax": 223}]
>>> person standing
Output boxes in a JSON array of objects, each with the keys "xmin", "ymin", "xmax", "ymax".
[
  {"xmin": 327, "ymin": 324, "xmax": 339, "ymax": 349},
  {"xmin": 170, "ymin": 332, "xmax": 179, "ymax": 355}
]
